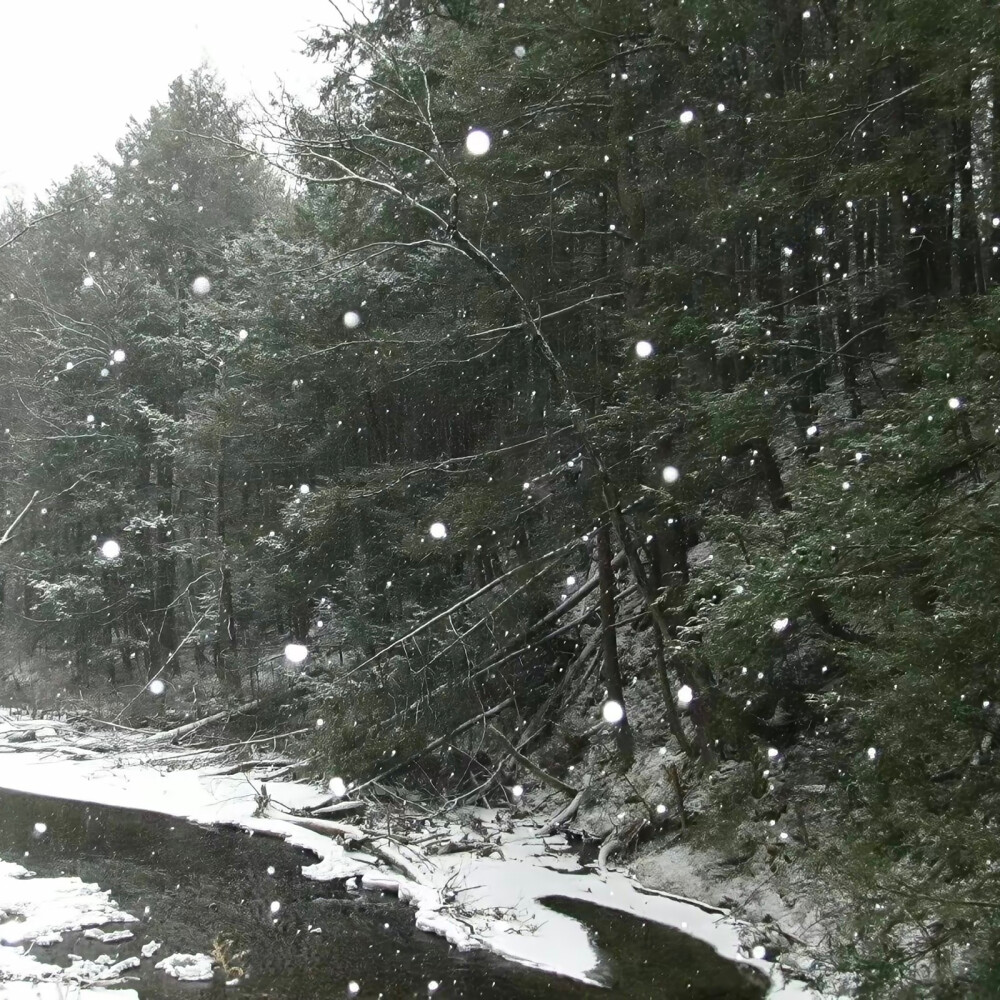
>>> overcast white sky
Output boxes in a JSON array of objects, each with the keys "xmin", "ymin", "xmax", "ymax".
[{"xmin": 0, "ymin": 1, "xmax": 334, "ymax": 203}]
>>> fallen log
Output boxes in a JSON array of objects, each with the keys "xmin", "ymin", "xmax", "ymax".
[
  {"xmin": 309, "ymin": 800, "xmax": 367, "ymax": 818},
  {"xmin": 536, "ymin": 778, "xmax": 591, "ymax": 837},
  {"xmin": 353, "ymin": 696, "xmax": 516, "ymax": 793},
  {"xmin": 264, "ymin": 809, "xmax": 366, "ymax": 844},
  {"xmin": 488, "ymin": 726, "xmax": 578, "ymax": 796}
]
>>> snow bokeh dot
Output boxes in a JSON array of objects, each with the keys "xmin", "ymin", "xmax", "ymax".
[
  {"xmin": 465, "ymin": 129, "xmax": 491, "ymax": 156},
  {"xmin": 284, "ymin": 643, "xmax": 309, "ymax": 664},
  {"xmin": 635, "ymin": 340, "xmax": 654, "ymax": 358},
  {"xmin": 429, "ymin": 522, "xmax": 448, "ymax": 539},
  {"xmin": 191, "ymin": 276, "xmax": 211, "ymax": 296},
  {"xmin": 602, "ymin": 699, "xmax": 625, "ymax": 724},
  {"xmin": 100, "ymin": 539, "xmax": 121, "ymax": 560}
]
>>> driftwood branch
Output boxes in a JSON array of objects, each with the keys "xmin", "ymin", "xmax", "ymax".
[
  {"xmin": 0, "ymin": 491, "xmax": 39, "ymax": 548},
  {"xmin": 488, "ymin": 726, "xmax": 578, "ymax": 796},
  {"xmin": 536, "ymin": 777, "xmax": 591, "ymax": 837}
]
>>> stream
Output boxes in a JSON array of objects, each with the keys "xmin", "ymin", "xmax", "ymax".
[{"xmin": 0, "ymin": 787, "xmax": 765, "ymax": 998}]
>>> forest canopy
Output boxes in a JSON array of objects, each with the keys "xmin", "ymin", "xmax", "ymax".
[{"xmin": 3, "ymin": 2, "xmax": 1000, "ymax": 994}]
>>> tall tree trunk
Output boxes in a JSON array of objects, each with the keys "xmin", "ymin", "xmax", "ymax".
[
  {"xmin": 596, "ymin": 523, "xmax": 634, "ymax": 764},
  {"xmin": 955, "ymin": 69, "xmax": 986, "ymax": 296}
]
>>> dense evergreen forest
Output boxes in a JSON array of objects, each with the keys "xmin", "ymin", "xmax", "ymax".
[{"xmin": 3, "ymin": 1, "xmax": 1000, "ymax": 993}]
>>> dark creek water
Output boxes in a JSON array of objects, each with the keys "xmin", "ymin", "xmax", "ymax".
[{"xmin": 0, "ymin": 789, "xmax": 765, "ymax": 999}]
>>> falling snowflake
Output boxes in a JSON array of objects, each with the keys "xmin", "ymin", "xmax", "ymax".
[
  {"xmin": 429, "ymin": 522, "xmax": 448, "ymax": 539},
  {"xmin": 602, "ymin": 700, "xmax": 625, "ymax": 724},
  {"xmin": 465, "ymin": 129, "xmax": 491, "ymax": 156},
  {"xmin": 635, "ymin": 340, "xmax": 654, "ymax": 358},
  {"xmin": 113, "ymin": 349, "xmax": 126, "ymax": 364},
  {"xmin": 677, "ymin": 684, "xmax": 693, "ymax": 706},
  {"xmin": 191, "ymin": 276, "xmax": 211, "ymax": 296},
  {"xmin": 662, "ymin": 465, "xmax": 680, "ymax": 484},
  {"xmin": 284, "ymin": 643, "xmax": 308, "ymax": 664},
  {"xmin": 772, "ymin": 617, "xmax": 789, "ymax": 633},
  {"xmin": 148, "ymin": 679, "xmax": 165, "ymax": 696},
  {"xmin": 343, "ymin": 311, "xmax": 362, "ymax": 329},
  {"xmin": 679, "ymin": 109, "xmax": 695, "ymax": 124},
  {"xmin": 101, "ymin": 539, "xmax": 121, "ymax": 560},
  {"xmin": 329, "ymin": 776, "xmax": 347, "ymax": 798},
  {"xmin": 511, "ymin": 784, "xmax": 523, "ymax": 798}
]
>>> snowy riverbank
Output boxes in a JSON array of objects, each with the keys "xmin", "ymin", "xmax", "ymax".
[{"xmin": 0, "ymin": 712, "xmax": 828, "ymax": 997}]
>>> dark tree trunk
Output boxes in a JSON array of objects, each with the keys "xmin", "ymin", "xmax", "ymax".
[{"xmin": 596, "ymin": 523, "xmax": 634, "ymax": 764}]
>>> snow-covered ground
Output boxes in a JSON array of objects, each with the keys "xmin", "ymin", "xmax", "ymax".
[{"xmin": 0, "ymin": 714, "xmax": 830, "ymax": 996}]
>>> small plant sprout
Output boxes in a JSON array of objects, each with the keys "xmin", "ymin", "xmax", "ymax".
[
  {"xmin": 284, "ymin": 643, "xmax": 308, "ymax": 664},
  {"xmin": 191, "ymin": 276, "xmax": 211, "ymax": 296},
  {"xmin": 635, "ymin": 339, "xmax": 654, "ymax": 358},
  {"xmin": 429, "ymin": 521, "xmax": 448, "ymax": 539},
  {"xmin": 677, "ymin": 684, "xmax": 693, "ymax": 706},
  {"xmin": 602, "ymin": 699, "xmax": 625, "ymax": 724},
  {"xmin": 662, "ymin": 465, "xmax": 680, "ymax": 484}
]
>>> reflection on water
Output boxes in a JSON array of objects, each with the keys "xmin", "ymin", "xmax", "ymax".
[{"xmin": 0, "ymin": 789, "xmax": 763, "ymax": 998}]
